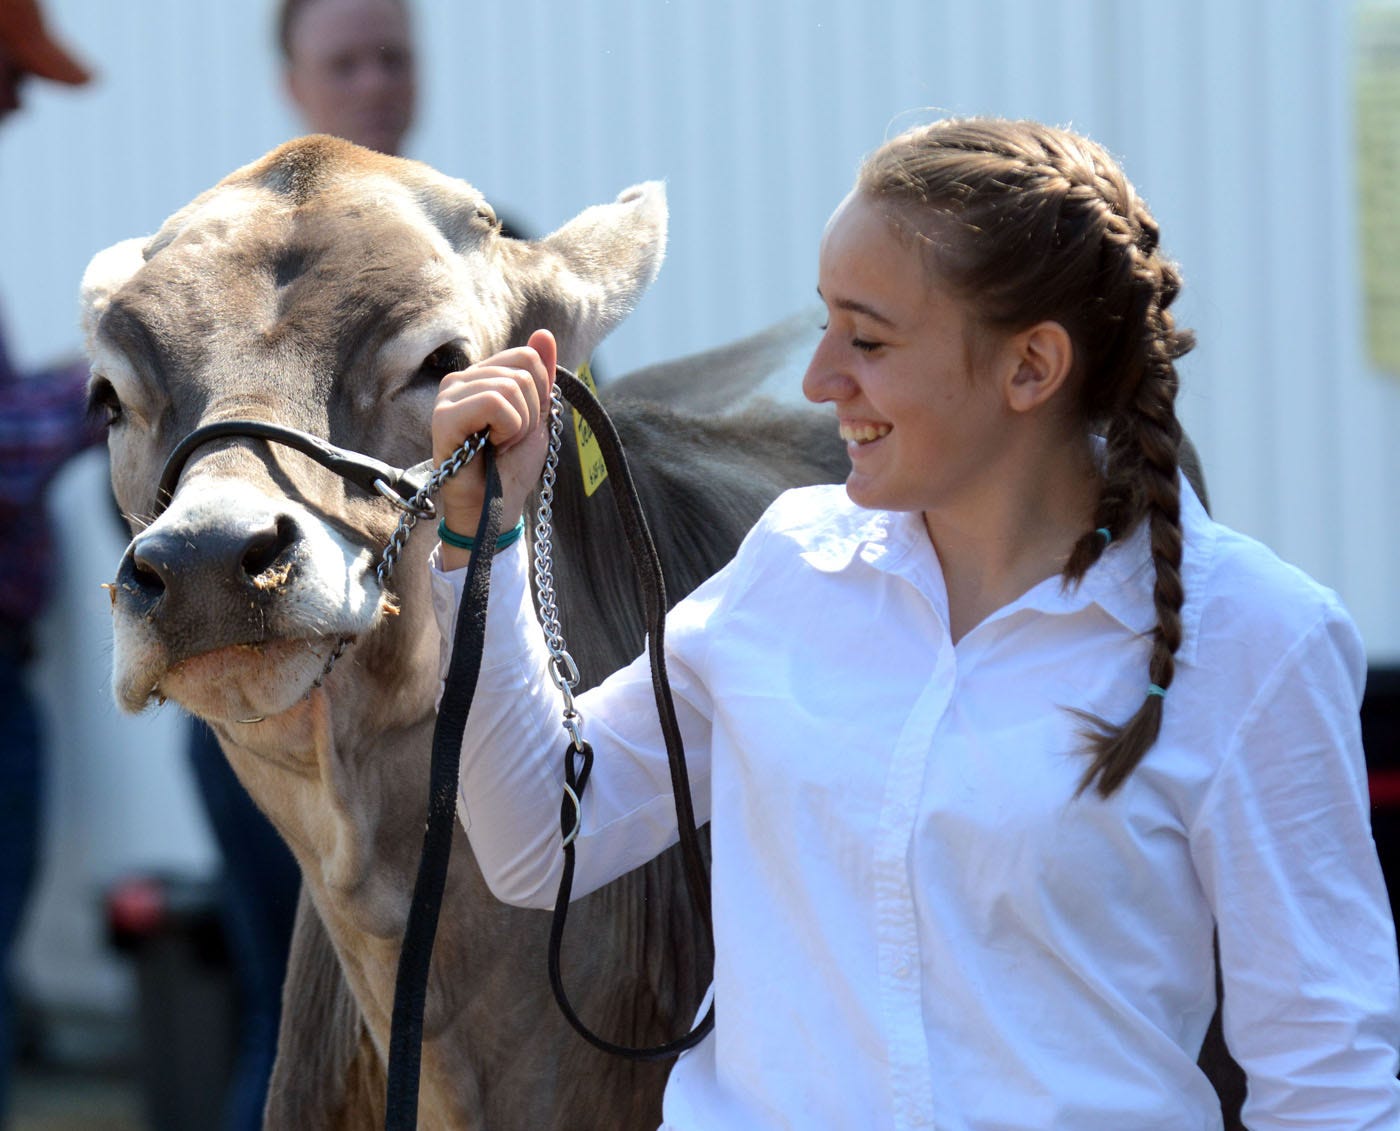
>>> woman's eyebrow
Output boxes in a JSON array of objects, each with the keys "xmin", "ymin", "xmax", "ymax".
[{"xmin": 816, "ymin": 288, "xmax": 897, "ymax": 328}]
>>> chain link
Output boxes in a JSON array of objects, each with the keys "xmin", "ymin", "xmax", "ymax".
[
  {"xmin": 532, "ymin": 385, "xmax": 587, "ymax": 753},
  {"xmin": 376, "ymin": 431, "xmax": 491, "ymax": 587},
  {"xmin": 277, "ymin": 391, "xmax": 588, "ymax": 756},
  {"xmin": 296, "ymin": 431, "xmax": 490, "ymax": 697},
  {"xmin": 367, "ymin": 390, "xmax": 585, "ymax": 756}
]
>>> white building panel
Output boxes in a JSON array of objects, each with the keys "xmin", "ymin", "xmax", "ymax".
[{"xmin": 2, "ymin": 0, "xmax": 1395, "ymax": 1014}]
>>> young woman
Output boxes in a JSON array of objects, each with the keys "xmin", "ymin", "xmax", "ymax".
[{"xmin": 428, "ymin": 118, "xmax": 1400, "ymax": 1129}]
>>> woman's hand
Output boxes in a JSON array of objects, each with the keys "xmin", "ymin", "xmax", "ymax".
[{"xmin": 431, "ymin": 327, "xmax": 557, "ymax": 567}]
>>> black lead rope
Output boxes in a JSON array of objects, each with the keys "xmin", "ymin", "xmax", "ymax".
[
  {"xmin": 545, "ymin": 369, "xmax": 715, "ymax": 1061},
  {"xmin": 148, "ymin": 372, "xmax": 715, "ymax": 1130},
  {"xmin": 383, "ymin": 372, "xmax": 715, "ymax": 1130},
  {"xmin": 382, "ymin": 447, "xmax": 504, "ymax": 1129}
]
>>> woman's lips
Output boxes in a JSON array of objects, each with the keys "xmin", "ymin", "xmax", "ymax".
[{"xmin": 839, "ymin": 421, "xmax": 891, "ymax": 446}]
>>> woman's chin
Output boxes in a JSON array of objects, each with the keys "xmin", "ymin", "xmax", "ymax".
[{"xmin": 842, "ymin": 468, "xmax": 887, "ymax": 511}]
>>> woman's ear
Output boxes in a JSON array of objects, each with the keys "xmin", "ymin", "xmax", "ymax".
[{"xmin": 1005, "ymin": 320, "xmax": 1074, "ymax": 414}]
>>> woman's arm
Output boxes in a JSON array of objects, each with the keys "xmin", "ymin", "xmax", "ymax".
[
  {"xmin": 432, "ymin": 537, "xmax": 728, "ymax": 908},
  {"xmin": 1191, "ymin": 608, "xmax": 1400, "ymax": 1128}
]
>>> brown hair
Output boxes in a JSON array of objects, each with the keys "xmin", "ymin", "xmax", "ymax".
[
  {"xmin": 276, "ymin": 0, "xmax": 408, "ymax": 61},
  {"xmin": 858, "ymin": 117, "xmax": 1195, "ymax": 797}
]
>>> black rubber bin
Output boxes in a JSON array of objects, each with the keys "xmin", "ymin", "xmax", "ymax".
[
  {"xmin": 106, "ymin": 873, "xmax": 239, "ymax": 1131},
  {"xmin": 1363, "ymin": 667, "xmax": 1400, "ymax": 932}
]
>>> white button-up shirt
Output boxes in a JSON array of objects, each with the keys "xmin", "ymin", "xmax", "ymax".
[{"xmin": 431, "ymin": 482, "xmax": 1400, "ymax": 1130}]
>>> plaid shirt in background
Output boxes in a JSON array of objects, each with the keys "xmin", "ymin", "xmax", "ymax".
[{"xmin": 0, "ymin": 323, "xmax": 105, "ymax": 633}]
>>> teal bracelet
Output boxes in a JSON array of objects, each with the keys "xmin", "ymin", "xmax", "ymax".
[{"xmin": 437, "ymin": 516, "xmax": 525, "ymax": 553}]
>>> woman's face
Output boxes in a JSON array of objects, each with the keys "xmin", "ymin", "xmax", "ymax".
[
  {"xmin": 285, "ymin": 0, "xmax": 416, "ymax": 156},
  {"xmin": 803, "ymin": 191, "xmax": 1017, "ymax": 518}
]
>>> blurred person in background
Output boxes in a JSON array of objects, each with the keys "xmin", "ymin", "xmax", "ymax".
[
  {"xmin": 194, "ymin": 7, "xmax": 536, "ymax": 1118},
  {"xmin": 0, "ymin": 0, "xmax": 98, "ymax": 1122},
  {"xmin": 279, "ymin": 0, "xmax": 416, "ymax": 158},
  {"xmin": 277, "ymin": 0, "xmax": 527, "ymax": 233}
]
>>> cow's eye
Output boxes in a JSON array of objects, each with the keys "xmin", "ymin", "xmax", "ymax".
[
  {"xmin": 87, "ymin": 377, "xmax": 123, "ymax": 427},
  {"xmin": 414, "ymin": 344, "xmax": 470, "ymax": 387}
]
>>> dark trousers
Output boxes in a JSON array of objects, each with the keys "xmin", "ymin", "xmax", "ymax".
[
  {"xmin": 0, "ymin": 648, "xmax": 41, "ymax": 1127},
  {"xmin": 186, "ymin": 720, "xmax": 300, "ymax": 1131}
]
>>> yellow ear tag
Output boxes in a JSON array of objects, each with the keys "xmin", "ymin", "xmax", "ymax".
[{"xmin": 571, "ymin": 360, "xmax": 608, "ymax": 497}]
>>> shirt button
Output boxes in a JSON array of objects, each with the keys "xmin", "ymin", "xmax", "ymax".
[{"xmin": 894, "ymin": 958, "xmax": 913, "ymax": 979}]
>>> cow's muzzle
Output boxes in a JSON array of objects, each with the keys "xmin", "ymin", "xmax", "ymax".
[{"xmin": 116, "ymin": 510, "xmax": 303, "ymax": 638}]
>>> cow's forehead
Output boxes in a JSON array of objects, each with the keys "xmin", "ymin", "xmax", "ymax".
[{"xmin": 101, "ymin": 139, "xmax": 511, "ymax": 382}]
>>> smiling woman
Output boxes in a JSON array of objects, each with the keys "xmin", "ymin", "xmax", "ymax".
[
  {"xmin": 803, "ymin": 189, "xmax": 1080, "ymax": 548},
  {"xmin": 433, "ymin": 116, "xmax": 1400, "ymax": 1131}
]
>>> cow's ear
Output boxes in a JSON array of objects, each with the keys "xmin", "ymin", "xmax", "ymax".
[
  {"xmin": 518, "ymin": 181, "xmax": 668, "ymax": 366},
  {"xmin": 80, "ymin": 237, "xmax": 148, "ymax": 352}
]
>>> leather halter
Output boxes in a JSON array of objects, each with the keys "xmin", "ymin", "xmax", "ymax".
[{"xmin": 153, "ymin": 417, "xmax": 435, "ymax": 520}]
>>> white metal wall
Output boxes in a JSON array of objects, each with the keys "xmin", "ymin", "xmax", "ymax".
[{"xmin": 4, "ymin": 0, "xmax": 1397, "ymax": 1012}]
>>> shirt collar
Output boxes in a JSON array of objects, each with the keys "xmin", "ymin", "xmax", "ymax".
[
  {"xmin": 798, "ymin": 504, "xmax": 926, "ymax": 576},
  {"xmin": 795, "ymin": 475, "xmax": 1214, "ymax": 666},
  {"xmin": 1070, "ymin": 476, "xmax": 1213, "ymax": 665}
]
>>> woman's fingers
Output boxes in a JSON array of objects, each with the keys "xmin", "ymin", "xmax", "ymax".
[
  {"xmin": 430, "ymin": 332, "xmax": 558, "ymax": 545},
  {"xmin": 525, "ymin": 328, "xmax": 558, "ymax": 405},
  {"xmin": 432, "ymin": 372, "xmax": 530, "ymax": 460}
]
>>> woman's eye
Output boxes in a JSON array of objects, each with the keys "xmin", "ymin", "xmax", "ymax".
[
  {"xmin": 818, "ymin": 321, "xmax": 882, "ymax": 354},
  {"xmin": 414, "ymin": 344, "xmax": 470, "ymax": 386},
  {"xmin": 87, "ymin": 377, "xmax": 123, "ymax": 427}
]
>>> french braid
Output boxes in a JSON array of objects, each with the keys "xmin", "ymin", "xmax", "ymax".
[{"xmin": 859, "ymin": 118, "xmax": 1195, "ymax": 797}]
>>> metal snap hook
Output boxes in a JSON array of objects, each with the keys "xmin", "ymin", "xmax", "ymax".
[{"xmin": 373, "ymin": 477, "xmax": 435, "ymax": 518}]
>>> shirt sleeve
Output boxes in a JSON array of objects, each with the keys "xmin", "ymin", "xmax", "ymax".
[
  {"xmin": 1190, "ymin": 606, "xmax": 1400, "ymax": 1128},
  {"xmin": 429, "ymin": 537, "xmax": 730, "ymax": 909}
]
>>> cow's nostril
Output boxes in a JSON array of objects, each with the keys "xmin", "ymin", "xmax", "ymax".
[
  {"xmin": 128, "ymin": 550, "xmax": 167, "ymax": 596},
  {"xmin": 241, "ymin": 515, "xmax": 299, "ymax": 578}
]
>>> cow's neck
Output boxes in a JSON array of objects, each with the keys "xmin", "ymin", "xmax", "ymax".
[{"xmin": 220, "ymin": 677, "xmax": 581, "ymax": 1126}]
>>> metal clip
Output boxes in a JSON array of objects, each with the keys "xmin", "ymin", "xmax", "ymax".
[{"xmin": 373, "ymin": 477, "xmax": 435, "ymax": 518}]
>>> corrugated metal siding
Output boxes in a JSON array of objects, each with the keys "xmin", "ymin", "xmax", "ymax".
[
  {"xmin": 5, "ymin": 0, "xmax": 1399, "ymax": 1009},
  {"xmin": 7, "ymin": 0, "xmax": 1394, "ymax": 654}
]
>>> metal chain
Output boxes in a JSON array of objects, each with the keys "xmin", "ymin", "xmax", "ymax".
[
  {"xmin": 376, "ymin": 431, "xmax": 491, "ymax": 587},
  {"xmin": 532, "ymin": 385, "xmax": 587, "ymax": 755},
  {"xmin": 294, "ymin": 399, "xmax": 582, "ymax": 765},
  {"xmin": 362, "ymin": 390, "xmax": 585, "ymax": 759},
  {"xmin": 284, "ymin": 430, "xmax": 490, "ymax": 708}
]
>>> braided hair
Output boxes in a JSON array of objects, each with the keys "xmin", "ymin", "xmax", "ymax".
[{"xmin": 858, "ymin": 118, "xmax": 1195, "ymax": 797}]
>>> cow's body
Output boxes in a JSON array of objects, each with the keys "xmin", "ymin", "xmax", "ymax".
[
  {"xmin": 84, "ymin": 136, "xmax": 1238, "ymax": 1129},
  {"xmin": 83, "ymin": 136, "xmax": 849, "ymax": 1128}
]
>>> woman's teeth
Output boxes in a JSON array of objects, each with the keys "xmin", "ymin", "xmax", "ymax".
[{"xmin": 839, "ymin": 422, "xmax": 891, "ymax": 445}]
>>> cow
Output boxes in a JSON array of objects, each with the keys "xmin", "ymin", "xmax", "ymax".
[
  {"xmin": 83, "ymin": 135, "xmax": 1239, "ymax": 1129},
  {"xmin": 81, "ymin": 134, "xmax": 850, "ymax": 1129}
]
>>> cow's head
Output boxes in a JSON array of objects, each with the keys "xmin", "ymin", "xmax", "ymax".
[{"xmin": 83, "ymin": 135, "xmax": 666, "ymax": 737}]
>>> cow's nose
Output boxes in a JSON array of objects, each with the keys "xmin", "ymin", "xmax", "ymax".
[{"xmin": 116, "ymin": 514, "xmax": 302, "ymax": 616}]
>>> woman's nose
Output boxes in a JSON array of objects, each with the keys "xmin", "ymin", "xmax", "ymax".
[{"xmin": 801, "ymin": 338, "xmax": 853, "ymax": 406}]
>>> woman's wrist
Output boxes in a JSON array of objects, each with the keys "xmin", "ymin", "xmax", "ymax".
[{"xmin": 437, "ymin": 516, "xmax": 525, "ymax": 554}]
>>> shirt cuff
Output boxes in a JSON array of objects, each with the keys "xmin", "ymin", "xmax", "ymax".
[{"xmin": 428, "ymin": 539, "xmax": 538, "ymax": 688}]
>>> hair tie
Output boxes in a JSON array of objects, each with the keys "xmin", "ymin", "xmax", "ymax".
[
  {"xmin": 1095, "ymin": 527, "xmax": 1113, "ymax": 545},
  {"xmin": 1146, "ymin": 683, "xmax": 1166, "ymax": 699},
  {"xmin": 438, "ymin": 516, "xmax": 525, "ymax": 554}
]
